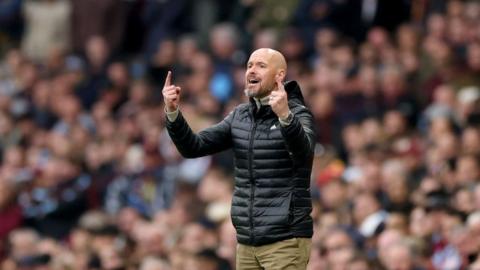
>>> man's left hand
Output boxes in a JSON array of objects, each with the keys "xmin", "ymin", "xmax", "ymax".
[{"xmin": 269, "ymin": 76, "xmax": 290, "ymax": 119}]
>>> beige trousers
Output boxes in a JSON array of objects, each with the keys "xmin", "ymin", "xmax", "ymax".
[{"xmin": 236, "ymin": 237, "xmax": 311, "ymax": 270}]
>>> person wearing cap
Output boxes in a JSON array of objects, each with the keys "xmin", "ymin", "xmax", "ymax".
[{"xmin": 163, "ymin": 48, "xmax": 315, "ymax": 269}]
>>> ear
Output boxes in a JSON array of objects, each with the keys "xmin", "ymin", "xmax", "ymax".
[{"xmin": 276, "ymin": 69, "xmax": 286, "ymax": 82}]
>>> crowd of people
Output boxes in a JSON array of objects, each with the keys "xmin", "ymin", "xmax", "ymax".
[{"xmin": 0, "ymin": 0, "xmax": 480, "ymax": 269}]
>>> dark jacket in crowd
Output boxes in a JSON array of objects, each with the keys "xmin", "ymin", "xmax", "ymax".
[{"xmin": 166, "ymin": 81, "xmax": 315, "ymax": 246}]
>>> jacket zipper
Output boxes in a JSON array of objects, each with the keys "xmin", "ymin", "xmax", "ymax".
[{"xmin": 248, "ymin": 120, "xmax": 257, "ymax": 244}]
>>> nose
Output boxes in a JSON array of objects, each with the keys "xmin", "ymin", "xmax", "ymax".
[{"xmin": 247, "ymin": 68, "xmax": 256, "ymax": 77}]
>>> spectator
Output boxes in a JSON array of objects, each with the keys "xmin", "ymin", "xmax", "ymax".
[
  {"xmin": 382, "ymin": 240, "xmax": 421, "ymax": 270},
  {"xmin": 70, "ymin": 0, "xmax": 126, "ymax": 55},
  {"xmin": 142, "ymin": 0, "xmax": 190, "ymax": 59},
  {"xmin": 21, "ymin": 0, "xmax": 71, "ymax": 62},
  {"xmin": 322, "ymin": 227, "xmax": 357, "ymax": 270},
  {"xmin": 0, "ymin": 0, "xmax": 23, "ymax": 55},
  {"xmin": 0, "ymin": 177, "xmax": 22, "ymax": 259}
]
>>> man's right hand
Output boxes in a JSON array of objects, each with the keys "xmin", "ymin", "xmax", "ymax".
[{"xmin": 162, "ymin": 71, "xmax": 181, "ymax": 112}]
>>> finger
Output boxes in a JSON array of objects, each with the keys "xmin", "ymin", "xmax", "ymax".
[
  {"xmin": 163, "ymin": 85, "xmax": 175, "ymax": 93},
  {"xmin": 165, "ymin": 88, "xmax": 181, "ymax": 100},
  {"xmin": 164, "ymin": 71, "xmax": 172, "ymax": 87},
  {"xmin": 164, "ymin": 86, "xmax": 180, "ymax": 95},
  {"xmin": 275, "ymin": 75, "xmax": 284, "ymax": 91},
  {"xmin": 166, "ymin": 93, "xmax": 179, "ymax": 100},
  {"xmin": 276, "ymin": 80, "xmax": 283, "ymax": 91},
  {"xmin": 166, "ymin": 96, "xmax": 178, "ymax": 103},
  {"xmin": 269, "ymin": 96, "xmax": 277, "ymax": 104},
  {"xmin": 165, "ymin": 92, "xmax": 179, "ymax": 98}
]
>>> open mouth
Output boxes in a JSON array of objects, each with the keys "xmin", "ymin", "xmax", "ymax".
[{"xmin": 248, "ymin": 78, "xmax": 260, "ymax": 85}]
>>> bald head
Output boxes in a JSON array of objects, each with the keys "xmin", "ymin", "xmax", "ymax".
[
  {"xmin": 251, "ymin": 48, "xmax": 287, "ymax": 71},
  {"xmin": 244, "ymin": 48, "xmax": 287, "ymax": 98}
]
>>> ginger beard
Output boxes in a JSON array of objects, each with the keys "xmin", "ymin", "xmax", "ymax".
[{"xmin": 244, "ymin": 77, "xmax": 276, "ymax": 98}]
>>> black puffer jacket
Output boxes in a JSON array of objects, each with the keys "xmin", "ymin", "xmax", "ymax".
[{"xmin": 166, "ymin": 81, "xmax": 315, "ymax": 246}]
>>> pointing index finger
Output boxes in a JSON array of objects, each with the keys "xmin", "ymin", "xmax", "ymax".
[
  {"xmin": 275, "ymin": 76, "xmax": 284, "ymax": 91},
  {"xmin": 164, "ymin": 71, "xmax": 172, "ymax": 87}
]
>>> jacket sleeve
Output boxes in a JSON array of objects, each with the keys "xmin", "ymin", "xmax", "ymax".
[
  {"xmin": 166, "ymin": 110, "xmax": 234, "ymax": 158},
  {"xmin": 280, "ymin": 105, "xmax": 316, "ymax": 162}
]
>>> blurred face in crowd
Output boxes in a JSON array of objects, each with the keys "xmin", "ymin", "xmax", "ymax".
[
  {"xmin": 381, "ymin": 68, "xmax": 405, "ymax": 98},
  {"xmin": 383, "ymin": 243, "xmax": 413, "ymax": 270},
  {"xmin": 447, "ymin": 0, "xmax": 464, "ymax": 18},
  {"xmin": 467, "ymin": 42, "xmax": 480, "ymax": 70},
  {"xmin": 85, "ymin": 36, "xmax": 110, "ymax": 68},
  {"xmin": 140, "ymin": 257, "xmax": 171, "ymax": 270},
  {"xmin": 99, "ymin": 245, "xmax": 124, "ymax": 270},
  {"xmin": 197, "ymin": 168, "xmax": 231, "ymax": 203},
  {"xmin": 386, "ymin": 213, "xmax": 408, "ymax": 233},
  {"xmin": 377, "ymin": 229, "xmax": 403, "ymax": 265},
  {"xmin": 316, "ymin": 212, "xmax": 340, "ymax": 239},
  {"xmin": 107, "ymin": 62, "xmax": 129, "ymax": 87},
  {"xmin": 154, "ymin": 39, "xmax": 176, "ymax": 66},
  {"xmin": 427, "ymin": 14, "xmax": 446, "ymax": 39},
  {"xmin": 453, "ymin": 188, "xmax": 474, "ymax": 214},
  {"xmin": 310, "ymin": 90, "xmax": 334, "ymax": 118},
  {"xmin": 383, "ymin": 110, "xmax": 407, "ymax": 138},
  {"xmin": 8, "ymin": 229, "xmax": 39, "ymax": 259},
  {"xmin": 447, "ymin": 17, "xmax": 467, "ymax": 44},
  {"xmin": 361, "ymin": 118, "xmax": 382, "ymax": 144},
  {"xmin": 244, "ymin": 48, "xmax": 286, "ymax": 98},
  {"xmin": 321, "ymin": 181, "xmax": 347, "ymax": 209},
  {"xmin": 396, "ymin": 24, "xmax": 418, "ymax": 52},
  {"xmin": 332, "ymin": 44, "xmax": 354, "ymax": 71},
  {"xmin": 455, "ymin": 155, "xmax": 480, "ymax": 186},
  {"xmin": 357, "ymin": 66, "xmax": 378, "ymax": 96},
  {"xmin": 474, "ymin": 184, "xmax": 480, "ymax": 210},
  {"xmin": 348, "ymin": 257, "xmax": 370, "ymax": 270},
  {"xmin": 315, "ymin": 28, "xmax": 337, "ymax": 53},
  {"xmin": 253, "ymin": 29, "xmax": 278, "ymax": 50},
  {"xmin": 323, "ymin": 229, "xmax": 355, "ymax": 270},
  {"xmin": 342, "ymin": 123, "xmax": 364, "ymax": 152},
  {"xmin": 367, "ymin": 27, "xmax": 390, "ymax": 49},
  {"xmin": 0, "ymin": 179, "xmax": 16, "ymax": 209},
  {"xmin": 353, "ymin": 193, "xmax": 380, "ymax": 225},
  {"xmin": 433, "ymin": 84, "xmax": 456, "ymax": 107},
  {"xmin": 210, "ymin": 24, "xmax": 237, "ymax": 59},
  {"xmin": 461, "ymin": 127, "xmax": 480, "ymax": 155}
]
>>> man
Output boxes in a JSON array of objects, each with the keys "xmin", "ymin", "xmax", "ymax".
[{"xmin": 163, "ymin": 48, "xmax": 315, "ymax": 269}]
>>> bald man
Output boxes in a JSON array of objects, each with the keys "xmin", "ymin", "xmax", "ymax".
[{"xmin": 163, "ymin": 48, "xmax": 315, "ymax": 269}]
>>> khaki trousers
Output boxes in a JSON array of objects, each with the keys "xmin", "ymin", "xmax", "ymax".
[{"xmin": 236, "ymin": 237, "xmax": 311, "ymax": 270}]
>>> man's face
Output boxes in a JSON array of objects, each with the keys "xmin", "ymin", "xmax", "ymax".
[{"xmin": 244, "ymin": 50, "xmax": 278, "ymax": 98}]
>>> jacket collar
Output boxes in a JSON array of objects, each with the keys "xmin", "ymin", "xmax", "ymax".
[
  {"xmin": 283, "ymin": 80, "xmax": 306, "ymax": 106},
  {"xmin": 252, "ymin": 95, "xmax": 270, "ymax": 109}
]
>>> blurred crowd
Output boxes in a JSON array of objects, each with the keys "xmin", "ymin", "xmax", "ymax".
[{"xmin": 0, "ymin": 0, "xmax": 480, "ymax": 269}]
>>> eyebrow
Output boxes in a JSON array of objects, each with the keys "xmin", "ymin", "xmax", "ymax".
[{"xmin": 247, "ymin": 61, "xmax": 268, "ymax": 66}]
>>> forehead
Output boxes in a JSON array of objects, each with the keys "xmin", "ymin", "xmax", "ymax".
[{"xmin": 248, "ymin": 50, "xmax": 274, "ymax": 63}]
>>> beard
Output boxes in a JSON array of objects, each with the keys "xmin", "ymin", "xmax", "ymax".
[{"xmin": 244, "ymin": 80, "xmax": 274, "ymax": 98}]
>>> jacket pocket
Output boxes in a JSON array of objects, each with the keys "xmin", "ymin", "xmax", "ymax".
[{"xmin": 288, "ymin": 192, "xmax": 294, "ymax": 225}]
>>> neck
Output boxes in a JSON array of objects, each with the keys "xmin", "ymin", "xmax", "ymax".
[{"xmin": 253, "ymin": 95, "xmax": 270, "ymax": 109}]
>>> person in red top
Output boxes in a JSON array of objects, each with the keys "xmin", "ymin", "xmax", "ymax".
[{"xmin": 0, "ymin": 179, "xmax": 23, "ymax": 259}]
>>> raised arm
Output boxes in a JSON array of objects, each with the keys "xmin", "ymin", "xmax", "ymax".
[
  {"xmin": 269, "ymin": 78, "xmax": 315, "ymax": 161},
  {"xmin": 162, "ymin": 71, "xmax": 233, "ymax": 158}
]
